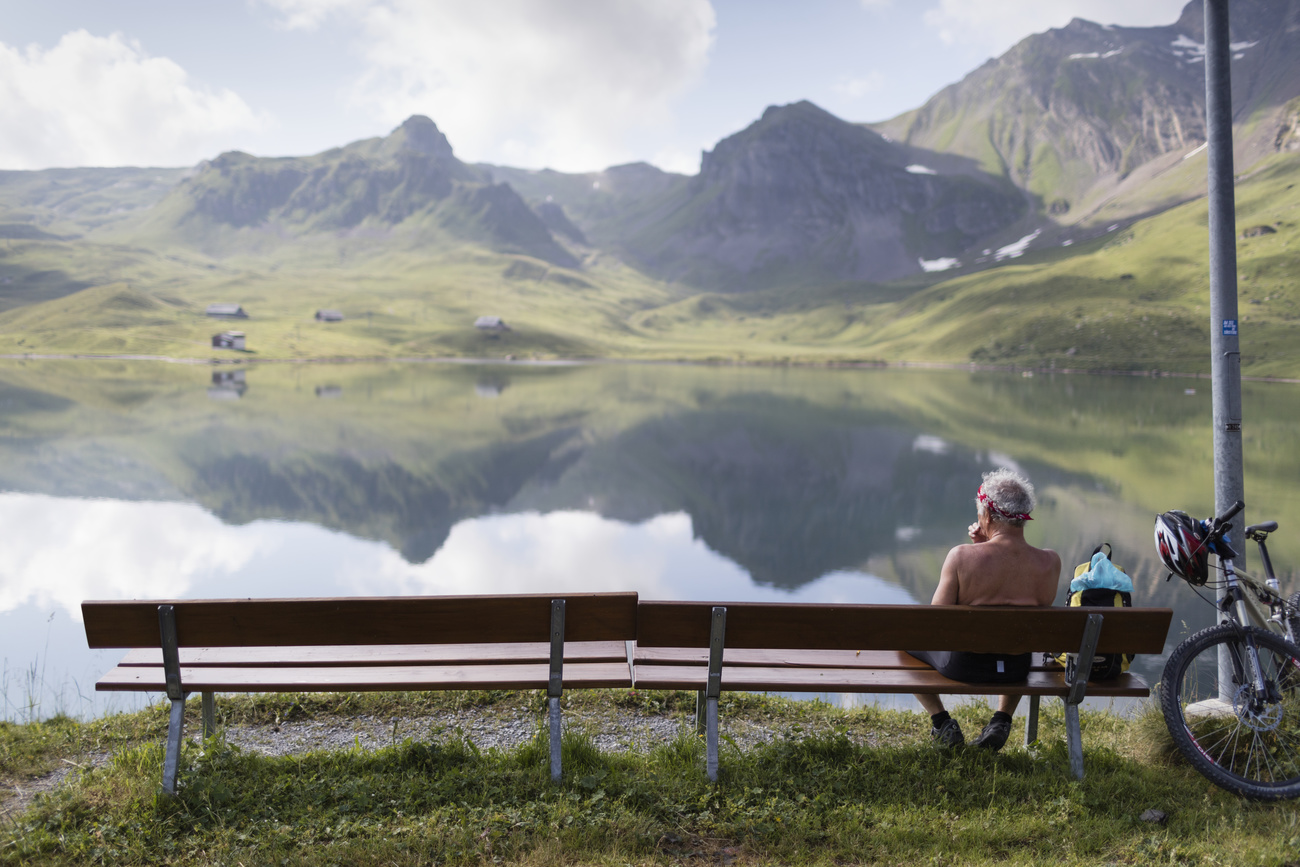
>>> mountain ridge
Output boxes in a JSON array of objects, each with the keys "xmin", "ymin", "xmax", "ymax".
[
  {"xmin": 136, "ymin": 116, "xmax": 579, "ymax": 268},
  {"xmin": 873, "ymin": 0, "xmax": 1300, "ymax": 230}
]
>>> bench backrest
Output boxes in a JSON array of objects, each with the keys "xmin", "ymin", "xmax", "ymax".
[
  {"xmin": 637, "ymin": 601, "xmax": 1171, "ymax": 655},
  {"xmin": 83, "ymin": 593, "xmax": 639, "ymax": 649}
]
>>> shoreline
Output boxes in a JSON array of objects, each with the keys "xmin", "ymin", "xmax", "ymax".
[{"xmin": 2, "ymin": 352, "xmax": 1297, "ymax": 384}]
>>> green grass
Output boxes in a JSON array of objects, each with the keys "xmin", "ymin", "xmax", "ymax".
[
  {"xmin": 3, "ymin": 153, "xmax": 1300, "ymax": 375},
  {"xmin": 4, "ymin": 691, "xmax": 1299, "ymax": 865}
]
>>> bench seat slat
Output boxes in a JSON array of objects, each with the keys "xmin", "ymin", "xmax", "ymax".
[
  {"xmin": 637, "ymin": 602, "xmax": 1172, "ymax": 654},
  {"xmin": 633, "ymin": 647, "xmax": 1080, "ymax": 672},
  {"xmin": 83, "ymin": 593, "xmax": 639, "ymax": 649},
  {"xmin": 96, "ymin": 662, "xmax": 633, "ymax": 693},
  {"xmin": 118, "ymin": 640, "xmax": 630, "ymax": 668},
  {"xmin": 634, "ymin": 648, "xmax": 931, "ymax": 668},
  {"xmin": 632, "ymin": 663, "xmax": 1151, "ymax": 697}
]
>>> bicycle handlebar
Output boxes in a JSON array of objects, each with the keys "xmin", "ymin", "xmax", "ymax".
[
  {"xmin": 1204, "ymin": 500, "xmax": 1245, "ymax": 552},
  {"xmin": 1216, "ymin": 500, "xmax": 1245, "ymax": 526}
]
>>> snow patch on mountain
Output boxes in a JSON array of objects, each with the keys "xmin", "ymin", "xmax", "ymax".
[
  {"xmin": 1069, "ymin": 48, "xmax": 1123, "ymax": 60},
  {"xmin": 919, "ymin": 256, "xmax": 960, "ymax": 272},
  {"xmin": 1171, "ymin": 34, "xmax": 1258, "ymax": 64},
  {"xmin": 994, "ymin": 229, "xmax": 1041, "ymax": 261}
]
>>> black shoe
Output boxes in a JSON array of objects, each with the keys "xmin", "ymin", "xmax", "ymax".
[
  {"xmin": 972, "ymin": 716, "xmax": 1012, "ymax": 751},
  {"xmin": 931, "ymin": 717, "xmax": 964, "ymax": 747}
]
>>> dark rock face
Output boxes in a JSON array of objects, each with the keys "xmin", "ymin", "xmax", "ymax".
[
  {"xmin": 442, "ymin": 184, "xmax": 578, "ymax": 268},
  {"xmin": 188, "ymin": 153, "xmax": 308, "ymax": 228},
  {"xmin": 620, "ymin": 102, "xmax": 1025, "ymax": 288},
  {"xmin": 169, "ymin": 116, "xmax": 575, "ymax": 266},
  {"xmin": 535, "ymin": 201, "xmax": 587, "ymax": 245}
]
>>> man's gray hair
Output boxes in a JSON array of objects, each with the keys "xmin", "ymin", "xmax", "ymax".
[{"xmin": 977, "ymin": 467, "xmax": 1036, "ymax": 526}]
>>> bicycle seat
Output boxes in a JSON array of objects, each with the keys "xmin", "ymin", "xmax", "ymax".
[{"xmin": 1245, "ymin": 521, "xmax": 1278, "ymax": 537}]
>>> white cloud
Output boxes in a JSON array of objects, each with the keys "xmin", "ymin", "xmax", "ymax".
[
  {"xmin": 834, "ymin": 72, "xmax": 886, "ymax": 100},
  {"xmin": 0, "ymin": 30, "xmax": 264, "ymax": 170},
  {"xmin": 922, "ymin": 0, "xmax": 1189, "ymax": 57},
  {"xmin": 262, "ymin": 0, "xmax": 370, "ymax": 30},
  {"xmin": 341, "ymin": 510, "xmax": 916, "ymax": 604},
  {"xmin": 0, "ymin": 493, "xmax": 270, "ymax": 619},
  {"xmin": 262, "ymin": 0, "xmax": 716, "ymax": 172},
  {"xmin": 649, "ymin": 146, "xmax": 703, "ymax": 176}
]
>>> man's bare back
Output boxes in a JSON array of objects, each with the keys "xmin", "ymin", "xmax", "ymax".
[{"xmin": 932, "ymin": 525, "xmax": 1060, "ymax": 608}]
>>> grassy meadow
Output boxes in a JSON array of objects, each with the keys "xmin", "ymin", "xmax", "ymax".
[
  {"xmin": 4, "ymin": 691, "xmax": 1299, "ymax": 866},
  {"xmin": 2, "ymin": 153, "xmax": 1299, "ymax": 376}
]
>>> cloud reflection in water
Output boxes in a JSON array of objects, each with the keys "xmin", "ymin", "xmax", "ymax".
[{"xmin": 0, "ymin": 494, "xmax": 913, "ymax": 719}]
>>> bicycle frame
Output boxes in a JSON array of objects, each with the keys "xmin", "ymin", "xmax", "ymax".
[
  {"xmin": 1247, "ymin": 528, "xmax": 1299, "ymax": 643},
  {"xmin": 1213, "ymin": 551, "xmax": 1275, "ymax": 706}
]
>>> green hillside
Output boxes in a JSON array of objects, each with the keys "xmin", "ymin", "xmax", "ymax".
[
  {"xmin": 1, "ymin": 150, "xmax": 1298, "ymax": 375},
  {"xmin": 866, "ymin": 153, "xmax": 1300, "ymax": 377}
]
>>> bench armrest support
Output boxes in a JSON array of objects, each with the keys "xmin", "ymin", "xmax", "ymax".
[
  {"xmin": 548, "ymin": 600, "xmax": 565, "ymax": 699},
  {"xmin": 706, "ymin": 607, "xmax": 726, "ymax": 700},
  {"xmin": 159, "ymin": 604, "xmax": 183, "ymax": 701},
  {"xmin": 1065, "ymin": 613, "xmax": 1103, "ymax": 706}
]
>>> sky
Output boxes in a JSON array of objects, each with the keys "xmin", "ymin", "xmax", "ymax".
[{"xmin": 0, "ymin": 0, "xmax": 1192, "ymax": 175}]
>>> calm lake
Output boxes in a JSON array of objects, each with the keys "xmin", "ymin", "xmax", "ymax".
[{"xmin": 3, "ymin": 359, "xmax": 1298, "ymax": 721}]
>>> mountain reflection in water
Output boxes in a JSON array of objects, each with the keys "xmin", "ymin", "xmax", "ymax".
[{"xmin": 2, "ymin": 360, "xmax": 1299, "ymax": 720}]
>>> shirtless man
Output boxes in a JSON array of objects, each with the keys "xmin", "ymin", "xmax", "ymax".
[{"xmin": 909, "ymin": 468, "xmax": 1061, "ymax": 751}]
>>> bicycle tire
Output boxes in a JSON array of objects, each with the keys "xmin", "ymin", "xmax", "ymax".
[{"xmin": 1160, "ymin": 623, "xmax": 1300, "ymax": 800}]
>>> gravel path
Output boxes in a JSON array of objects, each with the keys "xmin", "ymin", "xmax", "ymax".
[{"xmin": 219, "ymin": 705, "xmax": 840, "ymax": 757}]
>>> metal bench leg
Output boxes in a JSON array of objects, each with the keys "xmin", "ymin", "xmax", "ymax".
[
  {"xmin": 158, "ymin": 604, "xmax": 187, "ymax": 796},
  {"xmin": 201, "ymin": 692, "xmax": 216, "ymax": 738},
  {"xmin": 1024, "ymin": 694, "xmax": 1040, "ymax": 746},
  {"xmin": 162, "ymin": 696, "xmax": 186, "ymax": 796},
  {"xmin": 706, "ymin": 696, "xmax": 719, "ymax": 782},
  {"xmin": 1062, "ymin": 613, "xmax": 1103, "ymax": 782},
  {"xmin": 1064, "ymin": 701, "xmax": 1084, "ymax": 781},
  {"xmin": 549, "ymin": 696, "xmax": 562, "ymax": 782}
]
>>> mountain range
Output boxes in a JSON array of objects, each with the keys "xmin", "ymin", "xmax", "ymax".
[{"xmin": 1, "ymin": 0, "xmax": 1299, "ymax": 372}]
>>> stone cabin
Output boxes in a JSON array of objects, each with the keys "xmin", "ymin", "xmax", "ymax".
[
  {"xmin": 474, "ymin": 316, "xmax": 510, "ymax": 331},
  {"xmin": 212, "ymin": 331, "xmax": 246, "ymax": 350}
]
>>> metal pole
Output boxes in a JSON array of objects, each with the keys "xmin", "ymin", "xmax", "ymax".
[{"xmin": 1205, "ymin": 0, "xmax": 1245, "ymax": 704}]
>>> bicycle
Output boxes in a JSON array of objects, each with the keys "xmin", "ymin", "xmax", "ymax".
[{"xmin": 1154, "ymin": 500, "xmax": 1300, "ymax": 800}]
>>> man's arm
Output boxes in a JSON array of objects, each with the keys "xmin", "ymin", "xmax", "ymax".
[
  {"xmin": 932, "ymin": 546, "xmax": 963, "ymax": 605},
  {"xmin": 1037, "ymin": 550, "xmax": 1063, "ymax": 606}
]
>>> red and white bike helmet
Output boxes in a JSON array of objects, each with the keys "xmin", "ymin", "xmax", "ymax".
[{"xmin": 1154, "ymin": 510, "xmax": 1210, "ymax": 585}]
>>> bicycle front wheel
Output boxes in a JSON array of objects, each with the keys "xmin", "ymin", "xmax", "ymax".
[{"xmin": 1161, "ymin": 623, "xmax": 1300, "ymax": 800}]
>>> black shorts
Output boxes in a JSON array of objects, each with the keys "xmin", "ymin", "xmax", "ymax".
[{"xmin": 907, "ymin": 649, "xmax": 1031, "ymax": 684}]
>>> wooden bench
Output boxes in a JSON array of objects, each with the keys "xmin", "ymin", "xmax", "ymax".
[
  {"xmin": 634, "ymin": 601, "xmax": 1173, "ymax": 781},
  {"xmin": 82, "ymin": 593, "xmax": 639, "ymax": 794}
]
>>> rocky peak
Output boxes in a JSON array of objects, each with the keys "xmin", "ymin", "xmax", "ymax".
[
  {"xmin": 384, "ymin": 115, "xmax": 456, "ymax": 160},
  {"xmin": 621, "ymin": 100, "xmax": 1024, "ymax": 287},
  {"xmin": 698, "ymin": 100, "xmax": 895, "ymax": 187}
]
